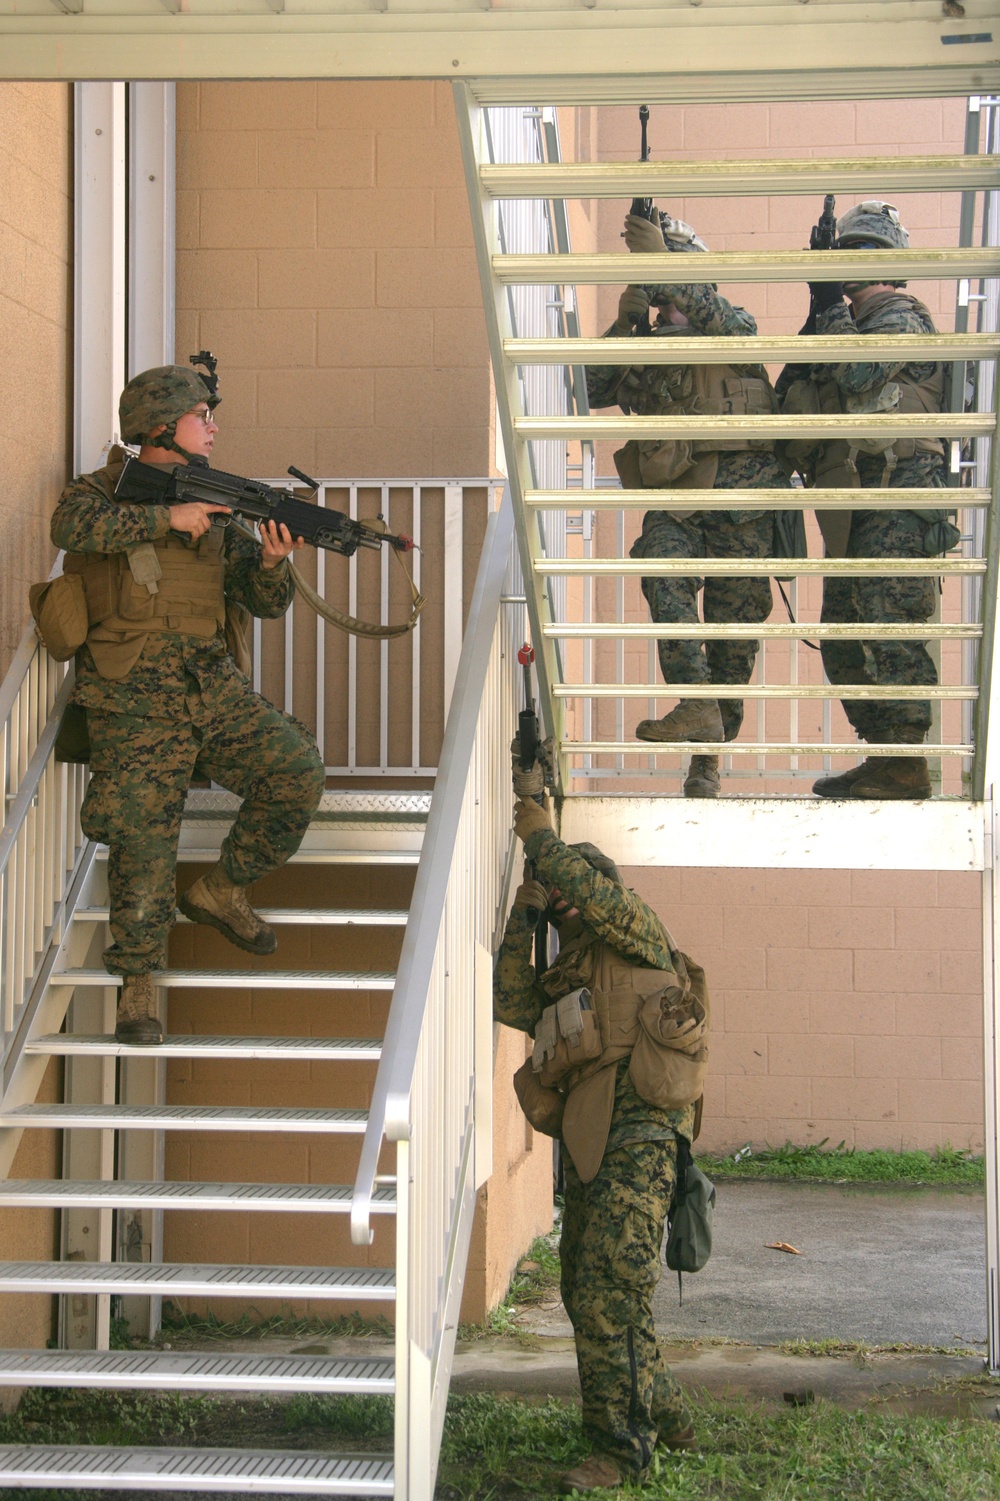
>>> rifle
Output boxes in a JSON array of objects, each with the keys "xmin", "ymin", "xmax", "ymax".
[
  {"xmin": 116, "ymin": 455, "xmax": 414, "ymax": 559},
  {"xmin": 517, "ymin": 643, "xmax": 549, "ymax": 972},
  {"xmin": 810, "ymin": 193, "xmax": 838, "ymax": 252},
  {"xmin": 622, "ymin": 105, "xmax": 658, "ymax": 330}
]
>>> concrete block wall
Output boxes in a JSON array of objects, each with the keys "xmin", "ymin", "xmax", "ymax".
[
  {"xmin": 175, "ymin": 80, "xmax": 492, "ymax": 483},
  {"xmin": 0, "ymin": 82, "xmax": 72, "ymax": 680},
  {"xmin": 628, "ymin": 864, "xmax": 983, "ymax": 1154},
  {"xmin": 0, "ymin": 80, "xmax": 71, "ymax": 1375}
]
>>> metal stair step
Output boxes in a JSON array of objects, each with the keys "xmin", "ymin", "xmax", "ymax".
[
  {"xmin": 0, "ymin": 1443, "xmax": 394, "ymax": 1494},
  {"xmin": 73, "ymin": 906, "xmax": 409, "ymax": 926},
  {"xmin": 27, "ymin": 1034, "xmax": 383, "ymax": 1060},
  {"xmin": 113, "ymin": 847, "xmax": 421, "ymax": 865},
  {"xmin": 0, "ymin": 1261, "xmax": 395, "ymax": 1300},
  {"xmin": 0, "ymin": 1349, "xmax": 395, "ymax": 1393},
  {"xmin": 0, "ymin": 1179, "xmax": 396, "ymax": 1213},
  {"xmin": 0, "ymin": 1104, "xmax": 369, "ymax": 1133},
  {"xmin": 51, "ymin": 968, "xmax": 396, "ymax": 990}
]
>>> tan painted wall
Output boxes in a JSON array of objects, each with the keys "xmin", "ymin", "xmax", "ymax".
[
  {"xmin": 0, "ymin": 80, "xmax": 71, "ymax": 1367},
  {"xmin": 627, "ymin": 865, "xmax": 982, "ymax": 1154},
  {"xmin": 0, "ymin": 82, "xmax": 72, "ymax": 681},
  {"xmin": 175, "ymin": 80, "xmax": 492, "ymax": 482}
]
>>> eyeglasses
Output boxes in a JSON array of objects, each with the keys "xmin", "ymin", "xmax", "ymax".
[{"xmin": 188, "ymin": 406, "xmax": 217, "ymax": 427}]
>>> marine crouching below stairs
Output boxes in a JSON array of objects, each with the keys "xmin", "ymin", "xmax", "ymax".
[{"xmin": 493, "ymin": 794, "xmax": 709, "ymax": 1492}]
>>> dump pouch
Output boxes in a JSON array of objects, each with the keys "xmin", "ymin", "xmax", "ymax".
[
  {"xmin": 665, "ymin": 1133, "xmax": 716, "ymax": 1277},
  {"xmin": 512, "ymin": 1057, "xmax": 565, "ymax": 1138},
  {"xmin": 29, "ymin": 574, "xmax": 89, "ymax": 662}
]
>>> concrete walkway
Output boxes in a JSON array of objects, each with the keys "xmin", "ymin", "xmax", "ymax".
[{"xmin": 459, "ymin": 1179, "xmax": 996, "ymax": 1419}]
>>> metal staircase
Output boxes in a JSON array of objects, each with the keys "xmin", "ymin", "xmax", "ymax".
[{"xmin": 0, "ymin": 497, "xmax": 522, "ymax": 1496}]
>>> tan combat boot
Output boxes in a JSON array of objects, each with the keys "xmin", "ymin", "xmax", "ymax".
[
  {"xmin": 845, "ymin": 755, "xmax": 931, "ymax": 800},
  {"xmin": 683, "ymin": 754, "xmax": 720, "ymax": 798},
  {"xmin": 114, "ymin": 974, "xmax": 163, "ymax": 1046},
  {"xmin": 558, "ymin": 1454, "xmax": 623, "ymax": 1493},
  {"xmin": 812, "ymin": 761, "xmax": 873, "ymax": 798},
  {"xmin": 179, "ymin": 863, "xmax": 278, "ymax": 955},
  {"xmin": 635, "ymin": 699, "xmax": 724, "ymax": 744}
]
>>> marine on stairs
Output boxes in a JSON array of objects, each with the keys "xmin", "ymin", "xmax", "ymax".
[{"xmin": 0, "ymin": 495, "xmax": 519, "ymax": 1496}]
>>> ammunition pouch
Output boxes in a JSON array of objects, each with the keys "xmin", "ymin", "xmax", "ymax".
[{"xmin": 531, "ymin": 987, "xmax": 603, "ymax": 1087}]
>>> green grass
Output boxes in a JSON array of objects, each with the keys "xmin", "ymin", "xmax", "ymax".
[
  {"xmin": 699, "ymin": 1142, "xmax": 984, "ymax": 1188},
  {"xmin": 1, "ymin": 1388, "xmax": 996, "ymax": 1501},
  {"xmin": 155, "ymin": 1303, "xmax": 393, "ymax": 1344}
]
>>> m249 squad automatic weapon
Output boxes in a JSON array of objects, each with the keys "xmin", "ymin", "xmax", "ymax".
[
  {"xmin": 115, "ymin": 456, "xmax": 425, "ymax": 639},
  {"xmin": 116, "ymin": 455, "xmax": 414, "ymax": 559}
]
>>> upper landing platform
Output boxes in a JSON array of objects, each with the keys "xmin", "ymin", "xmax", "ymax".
[{"xmin": 561, "ymin": 795, "xmax": 987, "ymax": 873}]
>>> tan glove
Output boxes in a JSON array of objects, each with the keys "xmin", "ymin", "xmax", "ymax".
[
  {"xmin": 614, "ymin": 286, "xmax": 651, "ymax": 333},
  {"xmin": 513, "ymin": 879, "xmax": 549, "ymax": 917},
  {"xmin": 623, "ymin": 212, "xmax": 667, "ymax": 255},
  {"xmin": 513, "ymin": 797, "xmax": 553, "ymax": 844}
]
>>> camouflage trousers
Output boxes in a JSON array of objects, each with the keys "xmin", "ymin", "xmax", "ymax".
[
  {"xmin": 81, "ymin": 671, "xmax": 325, "ymax": 976},
  {"xmin": 635, "ymin": 510, "xmax": 774, "ymax": 742},
  {"xmin": 821, "ymin": 507, "xmax": 937, "ymax": 743},
  {"xmin": 561, "ymin": 1137, "xmax": 691, "ymax": 1473}
]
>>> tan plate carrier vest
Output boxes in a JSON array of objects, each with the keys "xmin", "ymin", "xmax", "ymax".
[
  {"xmin": 513, "ymin": 934, "xmax": 710, "ymax": 1184},
  {"xmin": 612, "ymin": 336, "xmax": 779, "ymax": 516},
  {"xmin": 780, "ymin": 290, "xmax": 945, "ymax": 556},
  {"xmin": 64, "ymin": 529, "xmax": 230, "ymax": 681}
]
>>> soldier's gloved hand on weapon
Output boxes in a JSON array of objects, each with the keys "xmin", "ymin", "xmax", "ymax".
[
  {"xmin": 513, "ymin": 878, "xmax": 550, "ymax": 926},
  {"xmin": 807, "ymin": 277, "xmax": 845, "ymax": 314},
  {"xmin": 623, "ymin": 213, "xmax": 667, "ymax": 256},
  {"xmin": 613, "ymin": 286, "xmax": 653, "ymax": 334},
  {"xmin": 510, "ymin": 735, "xmax": 554, "ymax": 800},
  {"xmin": 513, "ymin": 797, "xmax": 553, "ymax": 844}
]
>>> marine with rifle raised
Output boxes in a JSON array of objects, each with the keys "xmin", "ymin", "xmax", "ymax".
[
  {"xmin": 776, "ymin": 199, "xmax": 958, "ymax": 800},
  {"xmin": 44, "ymin": 359, "xmax": 327, "ymax": 1044},
  {"xmin": 587, "ymin": 108, "xmax": 792, "ymax": 798}
]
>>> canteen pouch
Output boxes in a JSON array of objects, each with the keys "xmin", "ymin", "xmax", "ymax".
[
  {"xmin": 29, "ymin": 574, "xmax": 89, "ymax": 662},
  {"xmin": 513, "ymin": 1057, "xmax": 565, "ymax": 1138}
]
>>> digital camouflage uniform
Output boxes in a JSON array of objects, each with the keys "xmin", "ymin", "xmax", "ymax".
[
  {"xmin": 52, "ymin": 451, "xmax": 325, "ymax": 976},
  {"xmin": 588, "ymin": 282, "xmax": 789, "ymax": 741},
  {"xmin": 494, "ymin": 830, "xmax": 695, "ymax": 1473},
  {"xmin": 776, "ymin": 293, "xmax": 947, "ymax": 744}
]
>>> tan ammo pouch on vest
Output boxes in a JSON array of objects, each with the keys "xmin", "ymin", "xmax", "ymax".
[
  {"xmin": 628, "ymin": 947, "xmax": 710, "ymax": 1113},
  {"xmin": 64, "ymin": 532, "xmax": 227, "ymax": 680},
  {"xmin": 512, "ymin": 1057, "xmax": 566, "ymax": 1138},
  {"xmin": 29, "ymin": 574, "xmax": 89, "ymax": 662},
  {"xmin": 531, "ymin": 988, "xmax": 603, "ymax": 1088}
]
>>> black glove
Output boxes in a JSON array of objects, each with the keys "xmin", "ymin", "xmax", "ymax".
[{"xmin": 807, "ymin": 280, "xmax": 844, "ymax": 314}]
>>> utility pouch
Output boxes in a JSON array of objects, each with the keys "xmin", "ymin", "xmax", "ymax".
[
  {"xmin": 771, "ymin": 508, "xmax": 809, "ymax": 583},
  {"xmin": 629, "ymin": 953, "xmax": 710, "ymax": 1111},
  {"xmin": 512, "ymin": 1057, "xmax": 565, "ymax": 1138},
  {"xmin": 54, "ymin": 702, "xmax": 91, "ymax": 765},
  {"xmin": 29, "ymin": 574, "xmax": 89, "ymax": 662},
  {"xmin": 533, "ymin": 988, "xmax": 602, "ymax": 1088},
  {"xmin": 225, "ymin": 601, "xmax": 253, "ymax": 678},
  {"xmin": 665, "ymin": 1133, "xmax": 716, "ymax": 1288},
  {"xmin": 637, "ymin": 437, "xmax": 696, "ymax": 487},
  {"xmin": 612, "ymin": 441, "xmax": 643, "ymax": 490}
]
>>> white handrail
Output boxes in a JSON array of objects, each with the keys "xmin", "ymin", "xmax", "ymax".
[
  {"xmin": 350, "ymin": 488, "xmax": 520, "ymax": 1497},
  {"xmin": 1, "ymin": 626, "xmax": 89, "ymax": 1042}
]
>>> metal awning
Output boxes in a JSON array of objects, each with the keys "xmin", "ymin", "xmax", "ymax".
[{"xmin": 0, "ymin": 0, "xmax": 997, "ymax": 88}]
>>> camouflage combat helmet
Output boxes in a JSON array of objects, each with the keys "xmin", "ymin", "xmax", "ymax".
[
  {"xmin": 119, "ymin": 361, "xmax": 220, "ymax": 453},
  {"xmin": 658, "ymin": 212, "xmax": 709, "ymax": 253},
  {"xmin": 835, "ymin": 200, "xmax": 909, "ymax": 251}
]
